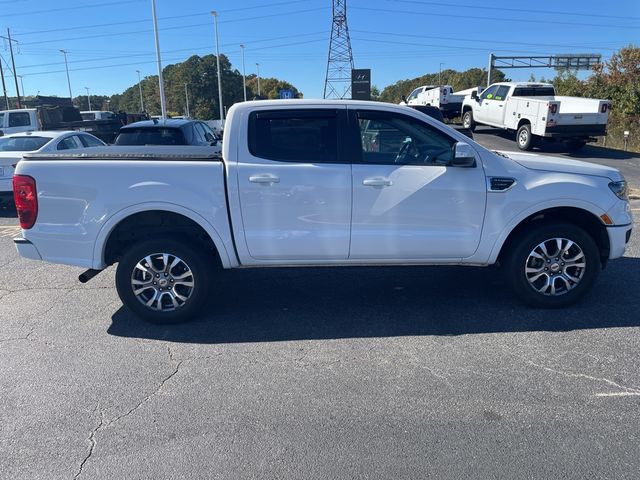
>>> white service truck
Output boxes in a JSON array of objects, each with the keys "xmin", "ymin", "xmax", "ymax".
[
  {"xmin": 461, "ymin": 82, "xmax": 612, "ymax": 151},
  {"xmin": 402, "ymin": 85, "xmax": 464, "ymax": 119},
  {"xmin": 12, "ymin": 100, "xmax": 632, "ymax": 324}
]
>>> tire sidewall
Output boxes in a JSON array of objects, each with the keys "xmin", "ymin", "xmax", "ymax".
[
  {"xmin": 517, "ymin": 124, "xmax": 533, "ymax": 150},
  {"xmin": 115, "ymin": 238, "xmax": 212, "ymax": 324},
  {"xmin": 462, "ymin": 111, "xmax": 475, "ymax": 131},
  {"xmin": 505, "ymin": 223, "xmax": 600, "ymax": 308}
]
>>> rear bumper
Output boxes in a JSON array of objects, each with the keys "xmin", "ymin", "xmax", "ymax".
[
  {"xmin": 14, "ymin": 237, "xmax": 42, "ymax": 261},
  {"xmin": 607, "ymin": 225, "xmax": 632, "ymax": 260},
  {"xmin": 544, "ymin": 124, "xmax": 607, "ymax": 138}
]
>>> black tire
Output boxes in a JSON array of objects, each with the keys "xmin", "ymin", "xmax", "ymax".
[
  {"xmin": 565, "ymin": 140, "xmax": 587, "ymax": 152},
  {"xmin": 504, "ymin": 223, "xmax": 600, "ymax": 308},
  {"xmin": 462, "ymin": 110, "xmax": 476, "ymax": 132},
  {"xmin": 115, "ymin": 237, "xmax": 214, "ymax": 324},
  {"xmin": 516, "ymin": 123, "xmax": 536, "ymax": 151}
]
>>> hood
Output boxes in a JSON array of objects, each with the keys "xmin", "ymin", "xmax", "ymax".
[{"xmin": 496, "ymin": 150, "xmax": 622, "ymax": 181}]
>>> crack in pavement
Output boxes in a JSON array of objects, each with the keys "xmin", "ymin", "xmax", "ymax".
[
  {"xmin": 72, "ymin": 345, "xmax": 183, "ymax": 479},
  {"xmin": 521, "ymin": 357, "xmax": 640, "ymax": 396}
]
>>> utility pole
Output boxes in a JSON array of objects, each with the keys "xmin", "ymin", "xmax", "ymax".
[
  {"xmin": 211, "ymin": 11, "xmax": 224, "ymax": 122},
  {"xmin": 6, "ymin": 29, "xmax": 21, "ymax": 108},
  {"xmin": 256, "ymin": 63, "xmax": 261, "ymax": 96},
  {"xmin": 487, "ymin": 53, "xmax": 494, "ymax": 87},
  {"xmin": 136, "ymin": 70, "xmax": 145, "ymax": 112},
  {"xmin": 151, "ymin": 0, "xmax": 167, "ymax": 119},
  {"xmin": 439, "ymin": 62, "xmax": 444, "ymax": 86},
  {"xmin": 59, "ymin": 49, "xmax": 72, "ymax": 100},
  {"xmin": 240, "ymin": 44, "xmax": 247, "ymax": 101},
  {"xmin": 85, "ymin": 87, "xmax": 91, "ymax": 111},
  {"xmin": 184, "ymin": 83, "xmax": 190, "ymax": 117},
  {"xmin": 0, "ymin": 55, "xmax": 9, "ymax": 109}
]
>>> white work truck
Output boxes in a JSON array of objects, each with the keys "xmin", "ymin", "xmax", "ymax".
[
  {"xmin": 13, "ymin": 100, "xmax": 632, "ymax": 324},
  {"xmin": 461, "ymin": 82, "xmax": 612, "ymax": 151},
  {"xmin": 402, "ymin": 85, "xmax": 464, "ymax": 119}
]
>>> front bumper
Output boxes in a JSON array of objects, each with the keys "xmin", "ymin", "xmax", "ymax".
[
  {"xmin": 607, "ymin": 225, "xmax": 633, "ymax": 260},
  {"xmin": 13, "ymin": 237, "xmax": 42, "ymax": 261}
]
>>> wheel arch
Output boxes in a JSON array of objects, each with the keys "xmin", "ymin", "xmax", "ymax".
[
  {"xmin": 517, "ymin": 118, "xmax": 531, "ymax": 130},
  {"xmin": 94, "ymin": 204, "xmax": 235, "ymax": 270},
  {"xmin": 495, "ymin": 206, "xmax": 610, "ymax": 266}
]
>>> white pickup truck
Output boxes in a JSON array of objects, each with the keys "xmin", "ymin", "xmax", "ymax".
[
  {"xmin": 13, "ymin": 100, "xmax": 632, "ymax": 324},
  {"xmin": 461, "ymin": 82, "xmax": 612, "ymax": 151},
  {"xmin": 402, "ymin": 85, "xmax": 464, "ymax": 119}
]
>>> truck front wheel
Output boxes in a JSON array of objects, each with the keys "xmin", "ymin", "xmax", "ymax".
[
  {"xmin": 115, "ymin": 238, "xmax": 213, "ymax": 324},
  {"xmin": 462, "ymin": 110, "xmax": 476, "ymax": 131},
  {"xmin": 504, "ymin": 223, "xmax": 600, "ymax": 308},
  {"xmin": 516, "ymin": 124, "xmax": 536, "ymax": 150}
]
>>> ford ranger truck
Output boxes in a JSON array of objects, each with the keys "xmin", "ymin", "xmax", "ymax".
[
  {"xmin": 461, "ymin": 82, "xmax": 611, "ymax": 151},
  {"xmin": 13, "ymin": 100, "xmax": 633, "ymax": 324}
]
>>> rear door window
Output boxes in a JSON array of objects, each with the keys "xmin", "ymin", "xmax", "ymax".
[
  {"xmin": 8, "ymin": 112, "xmax": 32, "ymax": 127},
  {"xmin": 114, "ymin": 128, "xmax": 186, "ymax": 145},
  {"xmin": 248, "ymin": 109, "xmax": 339, "ymax": 163},
  {"xmin": 57, "ymin": 136, "xmax": 82, "ymax": 150},
  {"xmin": 494, "ymin": 86, "xmax": 510, "ymax": 101}
]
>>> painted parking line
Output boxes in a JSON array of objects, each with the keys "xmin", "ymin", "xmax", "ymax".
[{"xmin": 0, "ymin": 226, "xmax": 21, "ymax": 238}]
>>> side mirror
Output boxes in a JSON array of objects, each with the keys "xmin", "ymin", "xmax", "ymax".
[
  {"xmin": 451, "ymin": 142, "xmax": 476, "ymax": 167},
  {"xmin": 470, "ymin": 91, "xmax": 478, "ymax": 100},
  {"xmin": 401, "ymin": 95, "xmax": 408, "ymax": 104}
]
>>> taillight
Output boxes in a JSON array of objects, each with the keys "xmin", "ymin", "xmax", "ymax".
[
  {"xmin": 600, "ymin": 103, "xmax": 610, "ymax": 113},
  {"xmin": 549, "ymin": 104, "xmax": 558, "ymax": 114},
  {"xmin": 13, "ymin": 175, "xmax": 38, "ymax": 229}
]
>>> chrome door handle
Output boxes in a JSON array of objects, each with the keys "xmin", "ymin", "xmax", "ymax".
[
  {"xmin": 249, "ymin": 174, "xmax": 280, "ymax": 184},
  {"xmin": 363, "ymin": 177, "xmax": 392, "ymax": 187}
]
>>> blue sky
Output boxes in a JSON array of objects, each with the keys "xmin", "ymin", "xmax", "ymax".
[{"xmin": 2, "ymin": 0, "xmax": 639, "ymax": 100}]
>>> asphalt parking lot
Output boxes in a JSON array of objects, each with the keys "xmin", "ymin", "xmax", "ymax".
[{"xmin": 1, "ymin": 136, "xmax": 639, "ymax": 479}]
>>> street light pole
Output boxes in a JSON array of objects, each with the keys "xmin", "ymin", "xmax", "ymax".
[
  {"xmin": 0, "ymin": 56, "xmax": 9, "ymax": 109},
  {"xmin": 211, "ymin": 11, "xmax": 224, "ymax": 123},
  {"xmin": 136, "ymin": 70, "xmax": 145, "ymax": 113},
  {"xmin": 17, "ymin": 75, "xmax": 25, "ymax": 98},
  {"xmin": 85, "ymin": 87, "xmax": 91, "ymax": 111},
  {"xmin": 439, "ymin": 62, "xmax": 444, "ymax": 86},
  {"xmin": 256, "ymin": 62, "xmax": 261, "ymax": 97},
  {"xmin": 151, "ymin": 0, "xmax": 167, "ymax": 119},
  {"xmin": 240, "ymin": 44, "xmax": 247, "ymax": 101},
  {"xmin": 59, "ymin": 49, "xmax": 72, "ymax": 100},
  {"xmin": 184, "ymin": 83, "xmax": 190, "ymax": 117}
]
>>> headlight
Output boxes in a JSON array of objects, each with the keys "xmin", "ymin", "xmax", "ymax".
[{"xmin": 608, "ymin": 180, "xmax": 628, "ymax": 200}]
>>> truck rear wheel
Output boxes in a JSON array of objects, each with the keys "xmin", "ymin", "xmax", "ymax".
[
  {"xmin": 115, "ymin": 238, "xmax": 213, "ymax": 324},
  {"xmin": 504, "ymin": 223, "xmax": 600, "ymax": 308},
  {"xmin": 462, "ymin": 110, "xmax": 476, "ymax": 131},
  {"xmin": 516, "ymin": 124, "xmax": 536, "ymax": 151}
]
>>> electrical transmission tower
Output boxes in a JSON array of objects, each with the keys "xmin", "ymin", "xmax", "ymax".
[{"xmin": 323, "ymin": 0, "xmax": 354, "ymax": 99}]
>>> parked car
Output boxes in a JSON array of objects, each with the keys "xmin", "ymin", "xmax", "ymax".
[
  {"xmin": 114, "ymin": 119, "xmax": 221, "ymax": 152},
  {"xmin": 14, "ymin": 100, "xmax": 632, "ymax": 324},
  {"xmin": 461, "ymin": 82, "xmax": 612, "ymax": 151},
  {"xmin": 0, "ymin": 130, "xmax": 105, "ymax": 205}
]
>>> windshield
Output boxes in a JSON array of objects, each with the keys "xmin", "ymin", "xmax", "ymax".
[
  {"xmin": 114, "ymin": 127, "xmax": 186, "ymax": 146},
  {"xmin": 0, "ymin": 136, "xmax": 51, "ymax": 152},
  {"xmin": 81, "ymin": 113, "xmax": 96, "ymax": 121}
]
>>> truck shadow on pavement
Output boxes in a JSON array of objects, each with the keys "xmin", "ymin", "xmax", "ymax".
[
  {"xmin": 108, "ymin": 256, "xmax": 640, "ymax": 344},
  {"xmin": 488, "ymin": 128, "xmax": 639, "ymax": 160}
]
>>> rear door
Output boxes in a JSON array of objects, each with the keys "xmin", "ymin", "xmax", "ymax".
[{"xmin": 236, "ymin": 107, "xmax": 352, "ymax": 261}]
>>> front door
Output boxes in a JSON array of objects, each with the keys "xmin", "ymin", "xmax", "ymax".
[
  {"xmin": 350, "ymin": 108, "xmax": 486, "ymax": 260},
  {"xmin": 473, "ymin": 85, "xmax": 499, "ymax": 124},
  {"xmin": 484, "ymin": 85, "xmax": 510, "ymax": 125},
  {"xmin": 237, "ymin": 107, "xmax": 352, "ymax": 261}
]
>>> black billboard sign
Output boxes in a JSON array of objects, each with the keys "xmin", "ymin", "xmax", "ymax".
[{"xmin": 351, "ymin": 69, "xmax": 371, "ymax": 101}]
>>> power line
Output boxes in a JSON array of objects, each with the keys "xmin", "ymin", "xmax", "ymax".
[
  {"xmin": 351, "ymin": 6, "xmax": 640, "ymax": 30},
  {"xmin": 18, "ymin": 7, "xmax": 329, "ymax": 46},
  {"xmin": 1, "ymin": 0, "xmax": 145, "ymax": 18},
  {"xmin": 382, "ymin": 0, "xmax": 640, "ymax": 22},
  {"xmin": 12, "ymin": 0, "xmax": 318, "ymax": 36}
]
